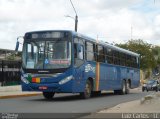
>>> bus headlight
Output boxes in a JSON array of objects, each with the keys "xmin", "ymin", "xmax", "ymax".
[
  {"xmin": 21, "ymin": 76, "xmax": 29, "ymax": 84},
  {"xmin": 59, "ymin": 75, "xmax": 73, "ymax": 85}
]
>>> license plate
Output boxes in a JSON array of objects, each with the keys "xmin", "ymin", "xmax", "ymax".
[{"xmin": 39, "ymin": 86, "xmax": 48, "ymax": 90}]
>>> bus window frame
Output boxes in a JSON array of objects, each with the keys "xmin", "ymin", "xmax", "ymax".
[
  {"xmin": 73, "ymin": 37, "xmax": 85, "ymax": 67},
  {"xmin": 85, "ymin": 41, "xmax": 96, "ymax": 62},
  {"xmin": 97, "ymin": 45, "xmax": 105, "ymax": 63}
]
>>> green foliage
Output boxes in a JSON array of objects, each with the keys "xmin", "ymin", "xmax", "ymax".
[
  {"xmin": 6, "ymin": 53, "xmax": 15, "ymax": 60},
  {"xmin": 152, "ymin": 46, "xmax": 160, "ymax": 65},
  {"xmin": 116, "ymin": 39, "xmax": 156, "ymax": 70},
  {"xmin": 6, "ymin": 52, "xmax": 21, "ymax": 61},
  {"xmin": 157, "ymin": 57, "xmax": 160, "ymax": 64}
]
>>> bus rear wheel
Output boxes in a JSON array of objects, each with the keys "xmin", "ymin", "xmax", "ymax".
[
  {"xmin": 43, "ymin": 92, "xmax": 55, "ymax": 99},
  {"xmin": 125, "ymin": 81, "xmax": 130, "ymax": 94},
  {"xmin": 114, "ymin": 80, "xmax": 127, "ymax": 95},
  {"xmin": 80, "ymin": 80, "xmax": 92, "ymax": 99},
  {"xmin": 121, "ymin": 80, "xmax": 126, "ymax": 95}
]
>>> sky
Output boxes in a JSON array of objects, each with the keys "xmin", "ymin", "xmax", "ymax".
[{"xmin": 0, "ymin": 0, "xmax": 160, "ymax": 50}]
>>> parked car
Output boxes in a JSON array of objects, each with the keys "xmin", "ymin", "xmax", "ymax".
[{"xmin": 142, "ymin": 79, "xmax": 160, "ymax": 92}]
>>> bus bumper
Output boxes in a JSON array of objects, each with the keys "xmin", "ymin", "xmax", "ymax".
[{"xmin": 21, "ymin": 81, "xmax": 73, "ymax": 93}]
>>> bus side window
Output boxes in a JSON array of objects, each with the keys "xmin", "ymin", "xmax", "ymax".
[
  {"xmin": 74, "ymin": 43, "xmax": 84, "ymax": 60},
  {"xmin": 74, "ymin": 43, "xmax": 85, "ymax": 67},
  {"xmin": 105, "ymin": 48, "xmax": 113, "ymax": 64},
  {"xmin": 86, "ymin": 42, "xmax": 95, "ymax": 61}
]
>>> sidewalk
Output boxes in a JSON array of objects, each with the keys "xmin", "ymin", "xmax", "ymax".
[
  {"xmin": 82, "ymin": 92, "xmax": 160, "ymax": 118},
  {"xmin": 99, "ymin": 92, "xmax": 160, "ymax": 113},
  {"xmin": 0, "ymin": 85, "xmax": 41, "ymax": 99}
]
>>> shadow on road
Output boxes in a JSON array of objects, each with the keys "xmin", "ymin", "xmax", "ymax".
[{"xmin": 28, "ymin": 92, "xmax": 138, "ymax": 102}]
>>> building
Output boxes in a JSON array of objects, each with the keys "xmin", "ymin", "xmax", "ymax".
[{"xmin": 0, "ymin": 48, "xmax": 21, "ymax": 60}]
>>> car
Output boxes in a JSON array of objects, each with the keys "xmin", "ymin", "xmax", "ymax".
[{"xmin": 142, "ymin": 79, "xmax": 160, "ymax": 92}]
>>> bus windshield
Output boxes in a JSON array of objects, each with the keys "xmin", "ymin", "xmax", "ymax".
[{"xmin": 22, "ymin": 40, "xmax": 71, "ymax": 70}]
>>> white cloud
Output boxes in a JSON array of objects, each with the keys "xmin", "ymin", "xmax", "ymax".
[{"xmin": 0, "ymin": 0, "xmax": 160, "ymax": 50}]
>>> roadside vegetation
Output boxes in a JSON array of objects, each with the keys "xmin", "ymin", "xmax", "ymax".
[{"xmin": 116, "ymin": 39, "xmax": 160, "ymax": 80}]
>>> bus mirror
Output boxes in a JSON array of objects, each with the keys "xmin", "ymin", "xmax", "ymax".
[
  {"xmin": 77, "ymin": 44, "xmax": 81, "ymax": 52},
  {"xmin": 15, "ymin": 36, "xmax": 24, "ymax": 52},
  {"xmin": 15, "ymin": 40, "xmax": 19, "ymax": 52}
]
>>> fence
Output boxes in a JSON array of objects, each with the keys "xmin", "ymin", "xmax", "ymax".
[{"xmin": 0, "ymin": 60, "xmax": 21, "ymax": 86}]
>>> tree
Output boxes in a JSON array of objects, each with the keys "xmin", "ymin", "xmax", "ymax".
[
  {"xmin": 152, "ymin": 46, "xmax": 160, "ymax": 64},
  {"xmin": 116, "ymin": 39, "xmax": 156, "ymax": 70},
  {"xmin": 151, "ymin": 46, "xmax": 160, "ymax": 74}
]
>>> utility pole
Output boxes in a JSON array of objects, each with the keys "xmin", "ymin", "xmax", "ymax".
[{"xmin": 69, "ymin": 0, "xmax": 78, "ymax": 32}]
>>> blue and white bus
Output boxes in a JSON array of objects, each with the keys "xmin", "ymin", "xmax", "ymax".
[{"xmin": 20, "ymin": 30, "xmax": 140, "ymax": 99}]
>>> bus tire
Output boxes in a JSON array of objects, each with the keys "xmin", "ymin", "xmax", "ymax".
[
  {"xmin": 114, "ymin": 80, "xmax": 126, "ymax": 95},
  {"xmin": 80, "ymin": 80, "xmax": 92, "ymax": 99},
  {"xmin": 125, "ymin": 81, "xmax": 130, "ymax": 94},
  {"xmin": 43, "ymin": 92, "xmax": 55, "ymax": 99}
]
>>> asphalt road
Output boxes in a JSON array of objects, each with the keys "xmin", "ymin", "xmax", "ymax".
[{"xmin": 0, "ymin": 88, "xmax": 151, "ymax": 114}]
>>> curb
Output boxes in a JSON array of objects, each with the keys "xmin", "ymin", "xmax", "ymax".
[{"xmin": 0, "ymin": 93, "xmax": 42, "ymax": 99}]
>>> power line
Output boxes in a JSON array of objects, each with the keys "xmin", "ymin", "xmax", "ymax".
[
  {"xmin": 70, "ymin": 0, "xmax": 77, "ymax": 16},
  {"xmin": 69, "ymin": 0, "xmax": 78, "ymax": 32}
]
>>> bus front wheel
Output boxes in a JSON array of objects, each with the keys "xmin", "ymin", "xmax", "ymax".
[
  {"xmin": 43, "ymin": 92, "xmax": 55, "ymax": 99},
  {"xmin": 80, "ymin": 80, "xmax": 92, "ymax": 99}
]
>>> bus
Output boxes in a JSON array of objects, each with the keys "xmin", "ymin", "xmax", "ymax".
[{"xmin": 19, "ymin": 30, "xmax": 140, "ymax": 99}]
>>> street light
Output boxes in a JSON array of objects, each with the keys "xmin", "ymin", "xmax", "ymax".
[
  {"xmin": 65, "ymin": 15, "xmax": 78, "ymax": 32},
  {"xmin": 65, "ymin": 15, "xmax": 75, "ymax": 20},
  {"xmin": 69, "ymin": 0, "xmax": 78, "ymax": 32}
]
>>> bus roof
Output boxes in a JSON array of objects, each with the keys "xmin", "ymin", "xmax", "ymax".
[
  {"xmin": 72, "ymin": 31, "xmax": 140, "ymax": 57},
  {"xmin": 25, "ymin": 30, "xmax": 140, "ymax": 57}
]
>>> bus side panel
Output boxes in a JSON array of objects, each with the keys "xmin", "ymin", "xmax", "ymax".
[
  {"xmin": 98, "ymin": 64, "xmax": 140, "ymax": 91},
  {"xmin": 71, "ymin": 62, "xmax": 140, "ymax": 93},
  {"xmin": 72, "ymin": 62, "xmax": 96, "ymax": 93},
  {"xmin": 115, "ymin": 66, "xmax": 123, "ymax": 89},
  {"xmin": 106, "ymin": 65, "xmax": 123, "ymax": 90},
  {"xmin": 117, "ymin": 67, "xmax": 128, "ymax": 90},
  {"xmin": 98, "ymin": 63, "xmax": 108, "ymax": 90},
  {"xmin": 98, "ymin": 64, "xmax": 122, "ymax": 91},
  {"xmin": 72, "ymin": 64, "xmax": 86, "ymax": 93},
  {"xmin": 130, "ymin": 69, "xmax": 140, "ymax": 88}
]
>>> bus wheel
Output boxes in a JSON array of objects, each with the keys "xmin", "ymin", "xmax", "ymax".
[
  {"xmin": 122, "ymin": 80, "xmax": 126, "ymax": 95},
  {"xmin": 125, "ymin": 81, "xmax": 130, "ymax": 94},
  {"xmin": 114, "ymin": 81, "xmax": 129, "ymax": 95},
  {"xmin": 117, "ymin": 80, "xmax": 126, "ymax": 95},
  {"xmin": 80, "ymin": 80, "xmax": 92, "ymax": 99},
  {"xmin": 43, "ymin": 92, "xmax": 55, "ymax": 99}
]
